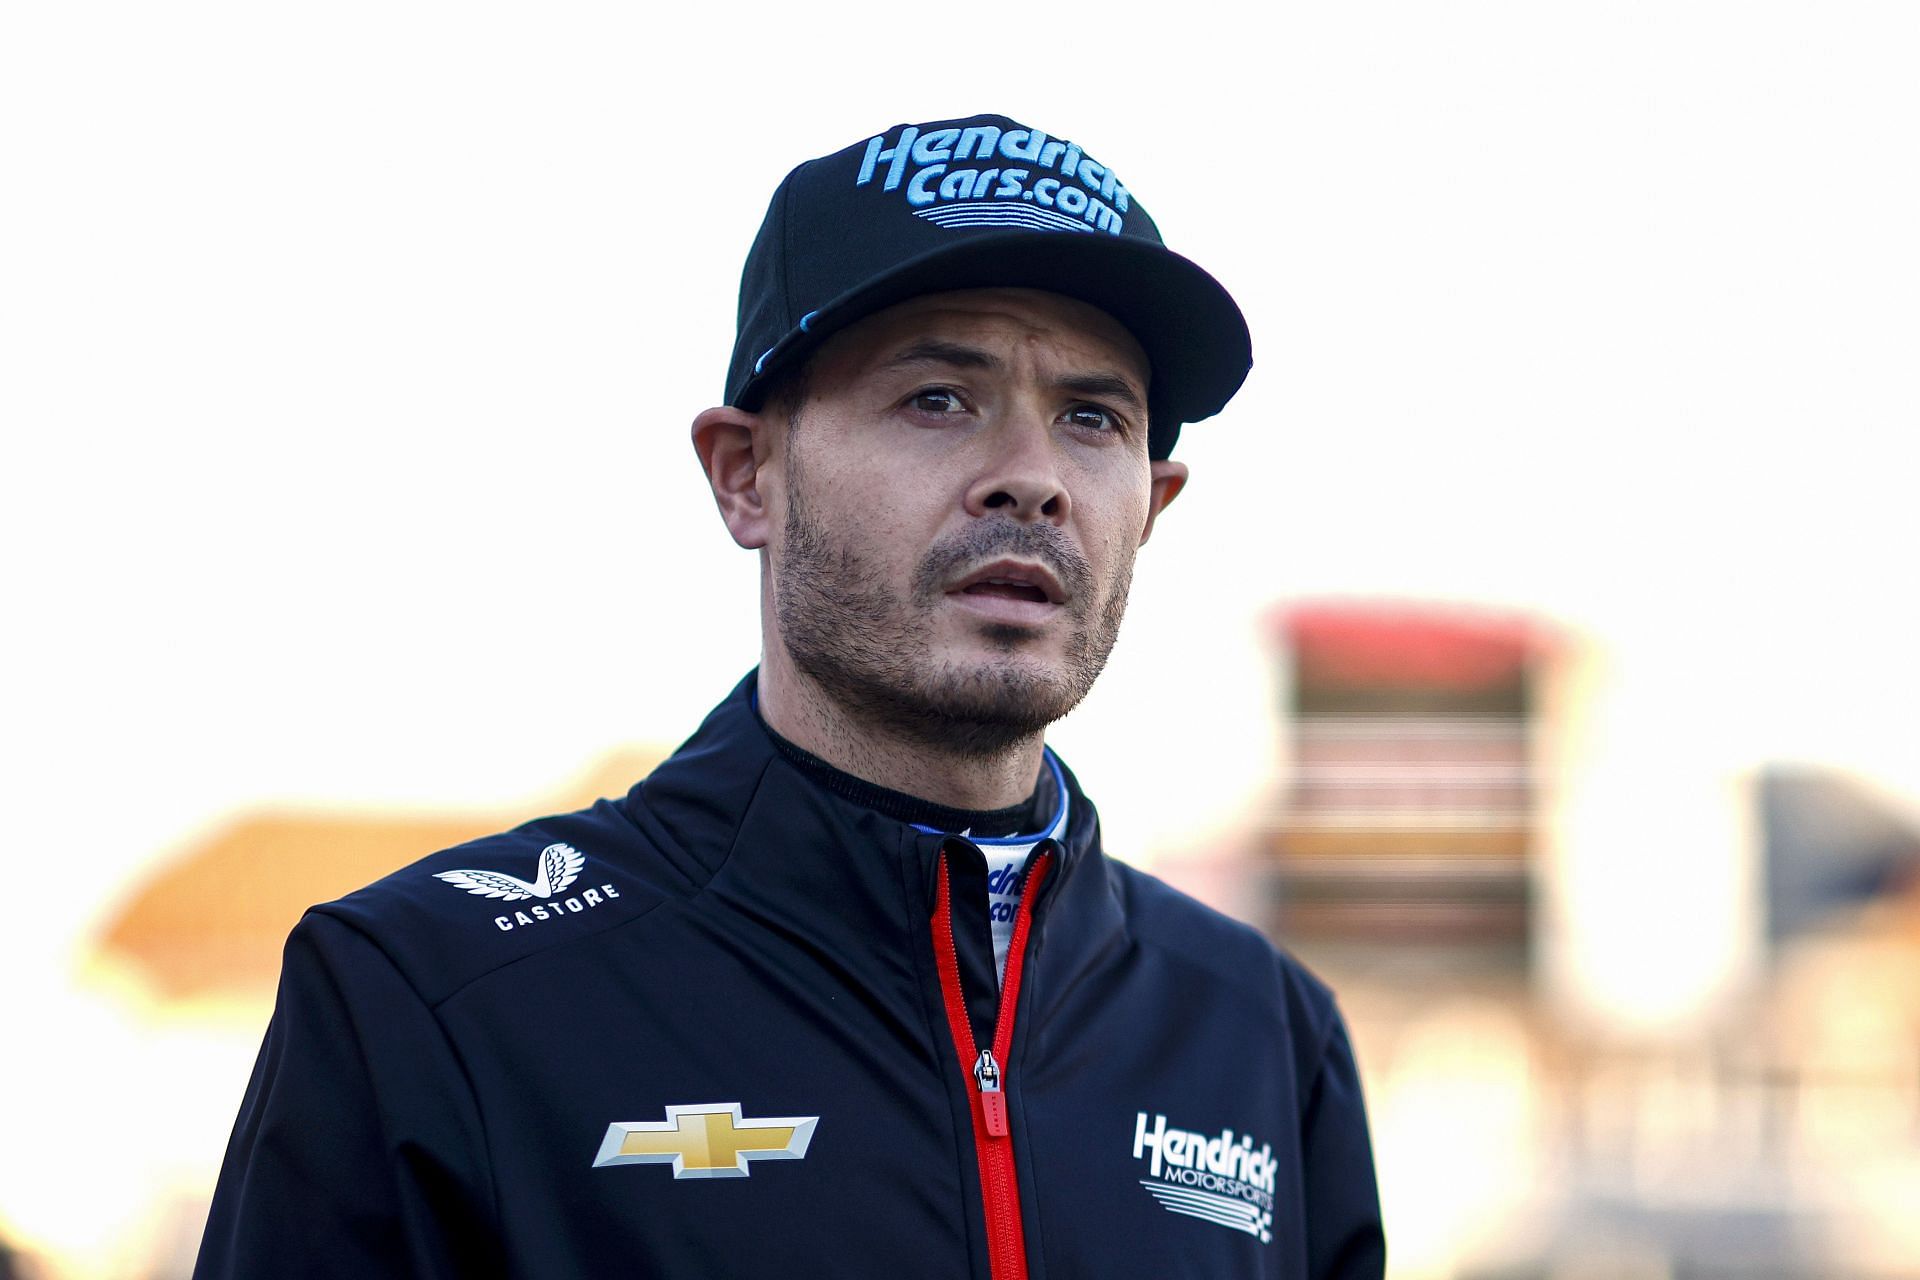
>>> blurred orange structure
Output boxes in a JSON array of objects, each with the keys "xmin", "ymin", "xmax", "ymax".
[{"xmin": 94, "ymin": 749, "xmax": 665, "ymax": 1004}]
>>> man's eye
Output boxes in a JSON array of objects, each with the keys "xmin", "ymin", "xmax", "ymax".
[
  {"xmin": 909, "ymin": 387, "xmax": 965, "ymax": 414},
  {"xmin": 1065, "ymin": 405, "xmax": 1120, "ymax": 433}
]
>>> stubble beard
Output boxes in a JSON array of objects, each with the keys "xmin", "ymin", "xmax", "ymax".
[{"xmin": 774, "ymin": 450, "xmax": 1134, "ymax": 759}]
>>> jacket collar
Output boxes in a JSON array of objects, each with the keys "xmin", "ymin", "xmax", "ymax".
[
  {"xmin": 623, "ymin": 671, "xmax": 1100, "ymax": 913},
  {"xmin": 622, "ymin": 671, "xmax": 1127, "ymax": 1039}
]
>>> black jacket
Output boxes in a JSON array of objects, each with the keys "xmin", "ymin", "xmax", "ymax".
[{"xmin": 197, "ymin": 676, "xmax": 1384, "ymax": 1279}]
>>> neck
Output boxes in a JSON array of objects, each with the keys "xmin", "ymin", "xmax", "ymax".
[{"xmin": 756, "ymin": 646, "xmax": 1048, "ymax": 812}]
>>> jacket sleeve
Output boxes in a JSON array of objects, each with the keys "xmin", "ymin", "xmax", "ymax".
[
  {"xmin": 194, "ymin": 911, "xmax": 501, "ymax": 1280},
  {"xmin": 1301, "ymin": 1011, "xmax": 1386, "ymax": 1280}
]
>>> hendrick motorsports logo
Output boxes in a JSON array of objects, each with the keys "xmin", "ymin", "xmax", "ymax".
[
  {"xmin": 433, "ymin": 842, "xmax": 624, "ymax": 932},
  {"xmin": 1132, "ymin": 1112, "xmax": 1277, "ymax": 1244}
]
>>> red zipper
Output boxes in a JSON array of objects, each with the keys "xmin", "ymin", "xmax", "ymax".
[{"xmin": 931, "ymin": 846, "xmax": 1054, "ymax": 1280}]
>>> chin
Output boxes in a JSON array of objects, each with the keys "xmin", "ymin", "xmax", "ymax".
[
  {"xmin": 914, "ymin": 651, "xmax": 1094, "ymax": 735},
  {"xmin": 816, "ymin": 648, "xmax": 1095, "ymax": 758}
]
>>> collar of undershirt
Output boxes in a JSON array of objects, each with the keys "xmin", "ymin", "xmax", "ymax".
[{"xmin": 759, "ymin": 717, "xmax": 1063, "ymax": 840}]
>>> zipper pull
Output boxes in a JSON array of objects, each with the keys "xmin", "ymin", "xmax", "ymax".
[{"xmin": 974, "ymin": 1049, "xmax": 1009, "ymax": 1136}]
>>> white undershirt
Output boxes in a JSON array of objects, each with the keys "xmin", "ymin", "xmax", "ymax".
[{"xmin": 965, "ymin": 756, "xmax": 1070, "ymax": 985}]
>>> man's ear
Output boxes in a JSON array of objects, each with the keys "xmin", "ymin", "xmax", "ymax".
[
  {"xmin": 1139, "ymin": 459, "xmax": 1188, "ymax": 545},
  {"xmin": 692, "ymin": 405, "xmax": 773, "ymax": 550}
]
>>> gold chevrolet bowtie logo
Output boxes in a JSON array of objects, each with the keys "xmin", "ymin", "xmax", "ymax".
[{"xmin": 592, "ymin": 1102, "xmax": 819, "ymax": 1179}]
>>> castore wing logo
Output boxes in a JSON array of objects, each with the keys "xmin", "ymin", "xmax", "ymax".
[
  {"xmin": 434, "ymin": 842, "xmax": 583, "ymax": 902},
  {"xmin": 593, "ymin": 1103, "xmax": 819, "ymax": 1180}
]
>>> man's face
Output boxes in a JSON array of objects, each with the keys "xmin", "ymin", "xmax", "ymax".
[{"xmin": 761, "ymin": 288, "xmax": 1182, "ymax": 755}]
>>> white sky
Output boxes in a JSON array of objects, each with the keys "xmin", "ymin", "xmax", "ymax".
[{"xmin": 3, "ymin": 1, "xmax": 1918, "ymax": 1269}]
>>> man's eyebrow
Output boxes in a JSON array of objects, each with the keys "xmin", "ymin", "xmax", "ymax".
[
  {"xmin": 879, "ymin": 340, "xmax": 1004, "ymax": 372},
  {"xmin": 1055, "ymin": 372, "xmax": 1146, "ymax": 413}
]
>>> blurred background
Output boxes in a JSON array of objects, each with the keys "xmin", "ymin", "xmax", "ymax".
[{"xmin": 4, "ymin": 1, "xmax": 1917, "ymax": 1276}]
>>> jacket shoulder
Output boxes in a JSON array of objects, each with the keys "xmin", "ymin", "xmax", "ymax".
[
  {"xmin": 1107, "ymin": 858, "xmax": 1343, "ymax": 1048},
  {"xmin": 309, "ymin": 795, "xmax": 683, "ymax": 1006}
]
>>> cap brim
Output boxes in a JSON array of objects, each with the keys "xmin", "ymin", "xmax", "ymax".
[{"xmin": 733, "ymin": 231, "xmax": 1251, "ymax": 459}]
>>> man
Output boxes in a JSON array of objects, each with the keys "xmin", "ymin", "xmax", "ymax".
[{"xmin": 197, "ymin": 113, "xmax": 1384, "ymax": 1279}]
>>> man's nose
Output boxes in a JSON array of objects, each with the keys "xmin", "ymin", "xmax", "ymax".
[{"xmin": 962, "ymin": 412, "xmax": 1070, "ymax": 525}]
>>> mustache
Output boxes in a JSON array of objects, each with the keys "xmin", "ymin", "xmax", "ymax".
[{"xmin": 913, "ymin": 520, "xmax": 1094, "ymax": 603}]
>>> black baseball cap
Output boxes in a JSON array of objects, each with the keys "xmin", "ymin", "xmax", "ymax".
[{"xmin": 726, "ymin": 113, "xmax": 1252, "ymax": 460}]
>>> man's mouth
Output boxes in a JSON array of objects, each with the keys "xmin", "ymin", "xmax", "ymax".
[
  {"xmin": 962, "ymin": 579, "xmax": 1051, "ymax": 604},
  {"xmin": 947, "ymin": 560, "xmax": 1068, "ymax": 606},
  {"xmin": 942, "ymin": 559, "xmax": 1070, "ymax": 627}
]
